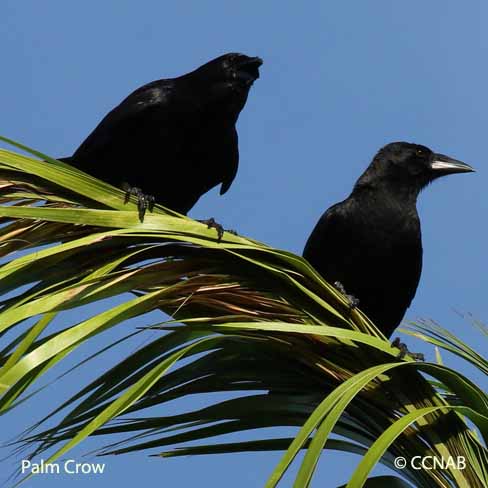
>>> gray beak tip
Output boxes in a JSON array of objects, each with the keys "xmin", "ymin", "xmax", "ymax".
[{"xmin": 431, "ymin": 154, "xmax": 475, "ymax": 175}]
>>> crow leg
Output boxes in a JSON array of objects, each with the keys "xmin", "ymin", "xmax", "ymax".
[
  {"xmin": 122, "ymin": 183, "xmax": 155, "ymax": 222},
  {"xmin": 198, "ymin": 218, "xmax": 238, "ymax": 241},
  {"xmin": 333, "ymin": 281, "xmax": 359, "ymax": 309},
  {"xmin": 198, "ymin": 218, "xmax": 226, "ymax": 241},
  {"xmin": 391, "ymin": 337, "xmax": 425, "ymax": 361}
]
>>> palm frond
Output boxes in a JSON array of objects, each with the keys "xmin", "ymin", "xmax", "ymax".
[{"xmin": 0, "ymin": 137, "xmax": 486, "ymax": 488}]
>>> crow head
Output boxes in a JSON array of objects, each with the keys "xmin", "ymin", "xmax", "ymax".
[
  {"xmin": 193, "ymin": 53, "xmax": 262, "ymax": 87},
  {"xmin": 190, "ymin": 53, "xmax": 262, "ymax": 115},
  {"xmin": 355, "ymin": 142, "xmax": 474, "ymax": 197},
  {"xmin": 221, "ymin": 53, "xmax": 262, "ymax": 87}
]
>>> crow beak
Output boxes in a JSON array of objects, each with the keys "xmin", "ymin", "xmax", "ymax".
[
  {"xmin": 430, "ymin": 154, "xmax": 475, "ymax": 175},
  {"xmin": 238, "ymin": 56, "xmax": 263, "ymax": 69},
  {"xmin": 234, "ymin": 57, "xmax": 263, "ymax": 84}
]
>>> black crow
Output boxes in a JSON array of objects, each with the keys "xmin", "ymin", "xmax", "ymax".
[
  {"xmin": 60, "ymin": 53, "xmax": 262, "ymax": 228},
  {"xmin": 303, "ymin": 142, "xmax": 474, "ymax": 343}
]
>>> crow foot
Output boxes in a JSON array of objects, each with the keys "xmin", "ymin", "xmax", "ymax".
[
  {"xmin": 122, "ymin": 183, "xmax": 155, "ymax": 222},
  {"xmin": 198, "ymin": 217, "xmax": 236, "ymax": 242},
  {"xmin": 392, "ymin": 337, "xmax": 425, "ymax": 361},
  {"xmin": 333, "ymin": 281, "xmax": 359, "ymax": 309}
]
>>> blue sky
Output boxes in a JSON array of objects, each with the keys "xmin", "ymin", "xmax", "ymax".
[{"xmin": 1, "ymin": 1, "xmax": 487, "ymax": 487}]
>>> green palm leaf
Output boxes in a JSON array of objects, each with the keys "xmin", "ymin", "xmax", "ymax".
[{"xmin": 0, "ymin": 136, "xmax": 486, "ymax": 487}]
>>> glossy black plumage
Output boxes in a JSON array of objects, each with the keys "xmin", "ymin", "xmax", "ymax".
[
  {"xmin": 303, "ymin": 142, "xmax": 474, "ymax": 337},
  {"xmin": 61, "ymin": 53, "xmax": 262, "ymax": 216}
]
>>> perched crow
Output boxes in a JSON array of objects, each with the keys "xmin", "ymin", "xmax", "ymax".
[
  {"xmin": 60, "ymin": 53, "xmax": 262, "ymax": 225},
  {"xmin": 303, "ymin": 142, "xmax": 474, "ymax": 340}
]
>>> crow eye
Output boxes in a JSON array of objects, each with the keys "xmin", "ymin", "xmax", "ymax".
[{"xmin": 416, "ymin": 149, "xmax": 424, "ymax": 156}]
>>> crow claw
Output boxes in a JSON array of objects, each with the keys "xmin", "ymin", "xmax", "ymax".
[
  {"xmin": 122, "ymin": 183, "xmax": 155, "ymax": 222},
  {"xmin": 333, "ymin": 281, "xmax": 359, "ymax": 309},
  {"xmin": 392, "ymin": 337, "xmax": 425, "ymax": 361},
  {"xmin": 198, "ymin": 217, "xmax": 227, "ymax": 241}
]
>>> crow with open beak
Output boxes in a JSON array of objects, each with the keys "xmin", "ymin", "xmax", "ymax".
[{"xmin": 59, "ymin": 53, "xmax": 263, "ymax": 231}]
